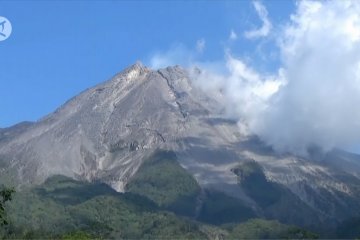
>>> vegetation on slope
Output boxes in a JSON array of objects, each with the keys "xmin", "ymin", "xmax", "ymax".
[
  {"xmin": 226, "ymin": 219, "xmax": 319, "ymax": 239},
  {"xmin": 0, "ymin": 151, "xmax": 324, "ymax": 239},
  {"xmin": 126, "ymin": 150, "xmax": 200, "ymax": 216},
  {"xmin": 336, "ymin": 217, "xmax": 360, "ymax": 239},
  {"xmin": 198, "ymin": 190, "xmax": 256, "ymax": 225},
  {"xmin": 0, "ymin": 186, "xmax": 15, "ymax": 238},
  {"xmin": 0, "ymin": 173, "xmax": 318, "ymax": 239},
  {"xmin": 0, "ymin": 187, "xmax": 15, "ymax": 226},
  {"xmin": 4, "ymin": 175, "xmax": 207, "ymax": 239},
  {"xmin": 126, "ymin": 150, "xmax": 256, "ymax": 225},
  {"xmin": 232, "ymin": 161, "xmax": 322, "ymax": 228}
]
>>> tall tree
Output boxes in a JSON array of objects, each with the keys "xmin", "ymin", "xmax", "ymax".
[{"xmin": 0, "ymin": 187, "xmax": 15, "ymax": 226}]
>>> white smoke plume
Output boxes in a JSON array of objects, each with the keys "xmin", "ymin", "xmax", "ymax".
[
  {"xmin": 151, "ymin": 0, "xmax": 360, "ymax": 155},
  {"xmin": 256, "ymin": 0, "xmax": 360, "ymax": 154},
  {"xmin": 191, "ymin": 54, "xmax": 285, "ymax": 137}
]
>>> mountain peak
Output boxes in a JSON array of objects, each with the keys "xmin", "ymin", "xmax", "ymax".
[
  {"xmin": 122, "ymin": 61, "xmax": 150, "ymax": 80},
  {"xmin": 131, "ymin": 60, "xmax": 146, "ymax": 69}
]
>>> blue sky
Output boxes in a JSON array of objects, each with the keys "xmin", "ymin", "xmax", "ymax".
[{"xmin": 0, "ymin": 1, "xmax": 295, "ymax": 127}]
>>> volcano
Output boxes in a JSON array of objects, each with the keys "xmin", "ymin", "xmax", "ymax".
[{"xmin": 1, "ymin": 62, "xmax": 360, "ymax": 232}]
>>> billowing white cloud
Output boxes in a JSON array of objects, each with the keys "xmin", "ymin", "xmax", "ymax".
[
  {"xmin": 229, "ymin": 29, "xmax": 238, "ymax": 40},
  {"xmin": 244, "ymin": 1, "xmax": 272, "ymax": 39},
  {"xmin": 150, "ymin": 0, "xmax": 360, "ymax": 155},
  {"xmin": 192, "ymin": 54, "xmax": 285, "ymax": 136},
  {"xmin": 195, "ymin": 0, "xmax": 360, "ymax": 154},
  {"xmin": 258, "ymin": 0, "xmax": 360, "ymax": 154}
]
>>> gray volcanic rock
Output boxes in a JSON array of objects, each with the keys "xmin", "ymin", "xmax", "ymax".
[
  {"xmin": 0, "ymin": 121, "xmax": 34, "ymax": 144},
  {"xmin": 0, "ymin": 62, "xmax": 224, "ymax": 191},
  {"xmin": 1, "ymin": 62, "xmax": 360, "ymax": 224}
]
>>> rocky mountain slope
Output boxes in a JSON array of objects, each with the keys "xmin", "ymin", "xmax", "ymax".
[{"xmin": 1, "ymin": 62, "xmax": 360, "ymax": 232}]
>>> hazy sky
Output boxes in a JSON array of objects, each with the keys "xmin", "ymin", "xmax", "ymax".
[{"xmin": 0, "ymin": 1, "xmax": 295, "ymax": 127}]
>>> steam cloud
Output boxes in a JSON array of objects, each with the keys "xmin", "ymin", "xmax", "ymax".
[{"xmin": 151, "ymin": 0, "xmax": 360, "ymax": 155}]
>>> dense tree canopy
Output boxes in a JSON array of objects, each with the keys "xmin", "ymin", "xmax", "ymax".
[{"xmin": 0, "ymin": 187, "xmax": 15, "ymax": 226}]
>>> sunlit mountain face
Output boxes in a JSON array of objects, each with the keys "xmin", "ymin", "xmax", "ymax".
[
  {"xmin": 2, "ymin": 0, "xmax": 360, "ymax": 239},
  {"xmin": 1, "ymin": 63, "xmax": 360, "ymax": 238}
]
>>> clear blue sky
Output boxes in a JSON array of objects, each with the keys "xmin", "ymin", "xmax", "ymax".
[{"xmin": 0, "ymin": 1, "xmax": 294, "ymax": 127}]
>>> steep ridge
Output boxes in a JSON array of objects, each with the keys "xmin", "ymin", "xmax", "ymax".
[{"xmin": 0, "ymin": 62, "xmax": 185, "ymax": 190}]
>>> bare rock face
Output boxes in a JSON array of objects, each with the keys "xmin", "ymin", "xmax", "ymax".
[
  {"xmin": 0, "ymin": 62, "xmax": 224, "ymax": 191},
  {"xmin": 1, "ymin": 62, "xmax": 360, "ymax": 222}
]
